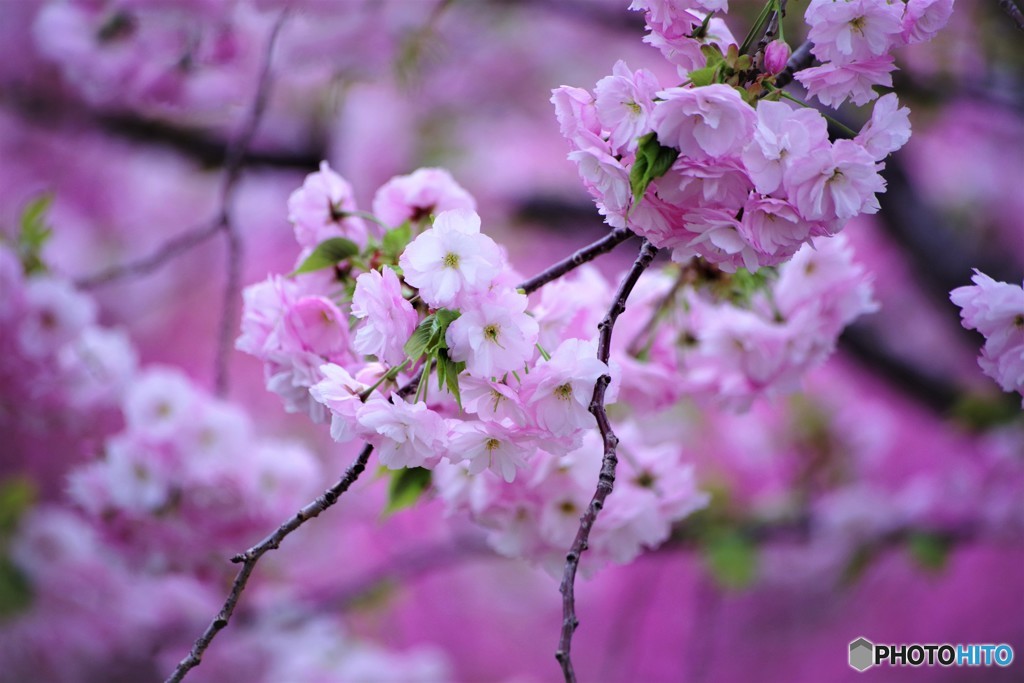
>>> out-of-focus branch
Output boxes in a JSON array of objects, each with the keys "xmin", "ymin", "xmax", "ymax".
[
  {"xmin": 998, "ymin": 0, "xmax": 1024, "ymax": 30},
  {"xmin": 519, "ymin": 227, "xmax": 635, "ymax": 295},
  {"xmin": 213, "ymin": 8, "xmax": 290, "ymax": 397},
  {"xmin": 555, "ymin": 239, "xmax": 659, "ymax": 683},
  {"xmin": 164, "ymin": 443, "xmax": 373, "ymax": 683}
]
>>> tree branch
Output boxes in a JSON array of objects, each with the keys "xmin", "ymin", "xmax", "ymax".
[
  {"xmin": 555, "ymin": 239, "xmax": 659, "ymax": 683},
  {"xmin": 998, "ymin": 0, "xmax": 1024, "ymax": 30},
  {"xmin": 164, "ymin": 442, "xmax": 373, "ymax": 683},
  {"xmin": 519, "ymin": 227, "xmax": 635, "ymax": 295},
  {"xmin": 773, "ymin": 39, "xmax": 814, "ymax": 90},
  {"xmin": 213, "ymin": 9, "xmax": 290, "ymax": 397}
]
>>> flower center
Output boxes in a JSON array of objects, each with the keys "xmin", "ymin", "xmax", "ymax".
[
  {"xmin": 485, "ymin": 438, "xmax": 501, "ymax": 452},
  {"xmin": 443, "ymin": 252, "xmax": 460, "ymax": 269},
  {"xmin": 483, "ymin": 324, "xmax": 501, "ymax": 342},
  {"xmin": 555, "ymin": 383, "xmax": 574, "ymax": 401}
]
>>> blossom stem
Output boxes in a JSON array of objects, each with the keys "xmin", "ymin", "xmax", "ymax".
[{"xmin": 555, "ymin": 239, "xmax": 659, "ymax": 683}]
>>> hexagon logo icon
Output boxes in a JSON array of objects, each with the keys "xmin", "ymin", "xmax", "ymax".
[{"xmin": 849, "ymin": 637, "xmax": 875, "ymax": 672}]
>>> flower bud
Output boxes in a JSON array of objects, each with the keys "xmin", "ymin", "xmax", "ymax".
[{"xmin": 763, "ymin": 39, "xmax": 791, "ymax": 76}]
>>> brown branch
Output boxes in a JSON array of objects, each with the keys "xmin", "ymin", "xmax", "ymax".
[
  {"xmin": 74, "ymin": 218, "xmax": 222, "ymax": 290},
  {"xmin": 519, "ymin": 227, "xmax": 635, "ymax": 295},
  {"xmin": 163, "ymin": 442, "xmax": 373, "ymax": 683},
  {"xmin": 555, "ymin": 239, "xmax": 659, "ymax": 683},
  {"xmin": 213, "ymin": 9, "xmax": 290, "ymax": 397},
  {"xmin": 773, "ymin": 39, "xmax": 814, "ymax": 90},
  {"xmin": 999, "ymin": 0, "xmax": 1024, "ymax": 30}
]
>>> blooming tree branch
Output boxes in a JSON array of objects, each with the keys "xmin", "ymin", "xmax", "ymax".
[
  {"xmin": 555, "ymin": 239, "xmax": 659, "ymax": 683},
  {"xmin": 164, "ymin": 442, "xmax": 373, "ymax": 683}
]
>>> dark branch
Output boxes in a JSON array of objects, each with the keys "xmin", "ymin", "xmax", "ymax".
[
  {"xmin": 520, "ymin": 227, "xmax": 635, "ymax": 295},
  {"xmin": 164, "ymin": 443, "xmax": 373, "ymax": 683},
  {"xmin": 998, "ymin": 0, "xmax": 1024, "ymax": 30},
  {"xmin": 555, "ymin": 239, "xmax": 659, "ymax": 683},
  {"xmin": 74, "ymin": 218, "xmax": 222, "ymax": 290},
  {"xmin": 213, "ymin": 9, "xmax": 290, "ymax": 397},
  {"xmin": 774, "ymin": 39, "xmax": 814, "ymax": 90}
]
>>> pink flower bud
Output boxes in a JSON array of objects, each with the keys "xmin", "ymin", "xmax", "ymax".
[{"xmin": 763, "ymin": 39, "xmax": 791, "ymax": 76}]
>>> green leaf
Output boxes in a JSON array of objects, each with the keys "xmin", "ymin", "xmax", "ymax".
[
  {"xmin": 0, "ymin": 477, "xmax": 36, "ymax": 538},
  {"xmin": 0, "ymin": 556, "xmax": 32, "ymax": 618},
  {"xmin": 702, "ymin": 531, "xmax": 757, "ymax": 590},
  {"xmin": 381, "ymin": 222, "xmax": 412, "ymax": 262},
  {"xmin": 404, "ymin": 314, "xmax": 436, "ymax": 361},
  {"xmin": 291, "ymin": 237, "xmax": 360, "ymax": 275},
  {"xmin": 688, "ymin": 65, "xmax": 718, "ymax": 87},
  {"xmin": 907, "ymin": 533, "xmax": 951, "ymax": 572},
  {"xmin": 16, "ymin": 194, "xmax": 54, "ymax": 274},
  {"xmin": 436, "ymin": 350, "xmax": 465, "ymax": 405},
  {"xmin": 384, "ymin": 467, "xmax": 432, "ymax": 515},
  {"xmin": 630, "ymin": 133, "xmax": 680, "ymax": 202}
]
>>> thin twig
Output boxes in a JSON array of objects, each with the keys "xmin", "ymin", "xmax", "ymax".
[
  {"xmin": 213, "ymin": 9, "xmax": 290, "ymax": 397},
  {"xmin": 999, "ymin": 0, "xmax": 1024, "ymax": 30},
  {"xmin": 555, "ymin": 239, "xmax": 659, "ymax": 683},
  {"xmin": 164, "ymin": 443, "xmax": 373, "ymax": 683},
  {"xmin": 519, "ymin": 227, "xmax": 635, "ymax": 295},
  {"xmin": 75, "ymin": 219, "xmax": 222, "ymax": 290}
]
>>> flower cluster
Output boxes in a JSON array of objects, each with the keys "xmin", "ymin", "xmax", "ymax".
[
  {"xmin": 556, "ymin": 0, "xmax": 933, "ymax": 274},
  {"xmin": 797, "ymin": 0, "xmax": 954, "ymax": 106},
  {"xmin": 0, "ymin": 239, "xmax": 136, "ymax": 485},
  {"xmin": 951, "ymin": 270, "xmax": 1024, "ymax": 404},
  {"xmin": 66, "ymin": 366, "xmax": 322, "ymax": 567}
]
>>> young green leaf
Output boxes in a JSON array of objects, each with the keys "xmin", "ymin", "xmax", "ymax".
[
  {"xmin": 384, "ymin": 467, "xmax": 432, "ymax": 515},
  {"xmin": 291, "ymin": 237, "xmax": 360, "ymax": 275},
  {"xmin": 630, "ymin": 133, "xmax": 680, "ymax": 202},
  {"xmin": 404, "ymin": 314, "xmax": 436, "ymax": 361},
  {"xmin": 381, "ymin": 222, "xmax": 412, "ymax": 261}
]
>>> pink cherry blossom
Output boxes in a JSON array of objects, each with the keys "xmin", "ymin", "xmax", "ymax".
[
  {"xmin": 806, "ymin": 0, "xmax": 904, "ymax": 65},
  {"xmin": 521, "ymin": 338, "xmax": 609, "ymax": 437},
  {"xmin": 594, "ymin": 60, "xmax": 660, "ymax": 154},
  {"xmin": 309, "ymin": 363, "xmax": 370, "ymax": 442},
  {"xmin": 902, "ymin": 0, "xmax": 954, "ymax": 44},
  {"xmin": 855, "ymin": 93, "xmax": 911, "ymax": 161},
  {"xmin": 17, "ymin": 276, "xmax": 96, "ymax": 358},
  {"xmin": 287, "ymin": 160, "xmax": 371, "ymax": 249},
  {"xmin": 951, "ymin": 271, "xmax": 1024, "ymax": 402},
  {"xmin": 371, "ymin": 167, "xmax": 476, "ymax": 228},
  {"xmin": 786, "ymin": 139, "xmax": 885, "ymax": 223},
  {"xmin": 398, "ymin": 208, "xmax": 504, "ymax": 309},
  {"xmin": 738, "ymin": 196, "xmax": 812, "ymax": 265},
  {"xmin": 351, "ymin": 266, "xmax": 418, "ymax": 366},
  {"xmin": 446, "ymin": 288, "xmax": 539, "ymax": 379},
  {"xmin": 447, "ymin": 420, "xmax": 534, "ymax": 482},
  {"xmin": 357, "ymin": 396, "xmax": 448, "ymax": 470},
  {"xmin": 651, "ymin": 84, "xmax": 756, "ymax": 159},
  {"xmin": 460, "ymin": 376, "xmax": 529, "ymax": 425},
  {"xmin": 795, "ymin": 55, "xmax": 896, "ymax": 107},
  {"xmin": 742, "ymin": 100, "xmax": 830, "ymax": 196}
]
